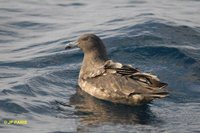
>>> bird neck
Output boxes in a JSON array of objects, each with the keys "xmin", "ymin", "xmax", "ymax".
[
  {"xmin": 84, "ymin": 51, "xmax": 107, "ymax": 65},
  {"xmin": 79, "ymin": 52, "xmax": 108, "ymax": 80}
]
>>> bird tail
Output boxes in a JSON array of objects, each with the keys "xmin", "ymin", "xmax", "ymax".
[
  {"xmin": 131, "ymin": 72, "xmax": 169, "ymax": 100},
  {"xmin": 143, "ymin": 89, "xmax": 169, "ymax": 99}
]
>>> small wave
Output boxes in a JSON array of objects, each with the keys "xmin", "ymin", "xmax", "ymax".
[
  {"xmin": 114, "ymin": 0, "xmax": 147, "ymax": 8},
  {"xmin": 110, "ymin": 45, "xmax": 197, "ymax": 68},
  {"xmin": 0, "ymin": 99, "xmax": 28, "ymax": 114},
  {"xmin": 0, "ymin": 8, "xmax": 22, "ymax": 13},
  {"xmin": 120, "ymin": 20, "xmax": 200, "ymax": 46},
  {"xmin": 27, "ymin": 103, "xmax": 54, "ymax": 115},
  {"xmin": 0, "ymin": 73, "xmax": 20, "ymax": 78},
  {"xmin": 131, "ymin": 46, "xmax": 196, "ymax": 63},
  {"xmin": 25, "ymin": 99, "xmax": 75, "ymax": 117},
  {"xmin": 11, "ymin": 38, "xmax": 68, "ymax": 53},
  {"xmin": 8, "ymin": 21, "xmax": 54, "ymax": 31},
  {"xmin": 57, "ymin": 3, "xmax": 86, "ymax": 7},
  {"xmin": 0, "ymin": 29, "xmax": 18, "ymax": 37},
  {"xmin": 2, "ymin": 84, "xmax": 36, "ymax": 97},
  {"xmin": 0, "ymin": 51, "xmax": 82, "ymax": 68}
]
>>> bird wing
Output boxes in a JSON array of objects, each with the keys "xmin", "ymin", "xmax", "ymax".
[
  {"xmin": 104, "ymin": 60, "xmax": 139, "ymax": 75},
  {"xmin": 85, "ymin": 60, "xmax": 168, "ymax": 98},
  {"xmin": 104, "ymin": 60, "xmax": 167, "ymax": 89}
]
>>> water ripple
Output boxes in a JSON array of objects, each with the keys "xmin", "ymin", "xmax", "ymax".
[
  {"xmin": 0, "ymin": 0, "xmax": 200, "ymax": 132},
  {"xmin": 0, "ymin": 99, "xmax": 28, "ymax": 114},
  {"xmin": 8, "ymin": 21, "xmax": 53, "ymax": 30}
]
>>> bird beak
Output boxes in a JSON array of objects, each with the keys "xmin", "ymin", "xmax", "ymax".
[{"xmin": 65, "ymin": 41, "xmax": 79, "ymax": 50}]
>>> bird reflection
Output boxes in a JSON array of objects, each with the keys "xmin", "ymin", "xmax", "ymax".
[{"xmin": 69, "ymin": 87, "xmax": 161, "ymax": 126}]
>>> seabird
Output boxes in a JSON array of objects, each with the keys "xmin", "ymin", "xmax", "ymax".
[{"xmin": 65, "ymin": 34, "xmax": 168, "ymax": 105}]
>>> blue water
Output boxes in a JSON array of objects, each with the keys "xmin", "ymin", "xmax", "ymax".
[{"xmin": 0, "ymin": 0, "xmax": 200, "ymax": 132}]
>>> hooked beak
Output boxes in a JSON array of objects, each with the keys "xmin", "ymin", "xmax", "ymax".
[{"xmin": 65, "ymin": 41, "xmax": 79, "ymax": 50}]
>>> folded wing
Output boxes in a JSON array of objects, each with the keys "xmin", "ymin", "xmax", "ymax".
[{"xmin": 84, "ymin": 60, "xmax": 168, "ymax": 105}]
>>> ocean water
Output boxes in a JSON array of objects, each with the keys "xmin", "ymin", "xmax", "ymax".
[{"xmin": 0, "ymin": 0, "xmax": 200, "ymax": 132}]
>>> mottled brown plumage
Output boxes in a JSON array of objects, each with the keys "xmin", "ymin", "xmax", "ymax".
[{"xmin": 65, "ymin": 34, "xmax": 168, "ymax": 105}]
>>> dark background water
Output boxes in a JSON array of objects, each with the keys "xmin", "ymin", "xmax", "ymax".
[{"xmin": 0, "ymin": 0, "xmax": 200, "ymax": 132}]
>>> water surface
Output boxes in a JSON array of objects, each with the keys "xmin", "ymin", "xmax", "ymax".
[{"xmin": 0, "ymin": 0, "xmax": 200, "ymax": 132}]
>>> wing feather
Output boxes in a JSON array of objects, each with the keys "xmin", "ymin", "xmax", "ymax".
[{"xmin": 103, "ymin": 60, "xmax": 167, "ymax": 89}]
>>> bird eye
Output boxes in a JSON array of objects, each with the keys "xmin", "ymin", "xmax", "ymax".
[{"xmin": 82, "ymin": 36, "xmax": 90, "ymax": 41}]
